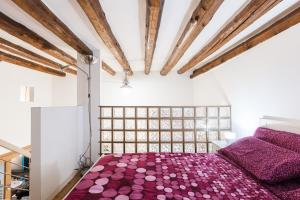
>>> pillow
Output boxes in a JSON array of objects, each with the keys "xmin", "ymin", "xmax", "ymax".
[
  {"xmin": 254, "ymin": 127, "xmax": 300, "ymax": 153},
  {"xmin": 218, "ymin": 136, "xmax": 300, "ymax": 183}
]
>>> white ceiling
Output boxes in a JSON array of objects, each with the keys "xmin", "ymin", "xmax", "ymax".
[{"xmin": 0, "ymin": 0, "xmax": 298, "ymax": 74}]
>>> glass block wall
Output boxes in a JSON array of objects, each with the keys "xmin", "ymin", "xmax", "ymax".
[{"xmin": 99, "ymin": 106, "xmax": 231, "ymax": 154}]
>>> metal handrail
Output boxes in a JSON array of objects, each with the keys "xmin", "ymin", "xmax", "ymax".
[
  {"xmin": 0, "ymin": 172, "xmax": 29, "ymax": 181},
  {"xmin": 0, "ymin": 139, "xmax": 31, "ymax": 199},
  {"xmin": 0, "ymin": 158, "xmax": 30, "ymax": 170},
  {"xmin": 1, "ymin": 185, "xmax": 30, "ymax": 192}
]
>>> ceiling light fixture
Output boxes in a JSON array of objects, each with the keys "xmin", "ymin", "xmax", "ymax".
[{"xmin": 121, "ymin": 70, "xmax": 132, "ymax": 89}]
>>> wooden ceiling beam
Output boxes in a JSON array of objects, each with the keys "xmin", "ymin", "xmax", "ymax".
[
  {"xmin": 102, "ymin": 62, "xmax": 116, "ymax": 76},
  {"xmin": 178, "ymin": 0, "xmax": 282, "ymax": 74},
  {"xmin": 77, "ymin": 0, "xmax": 132, "ymax": 74},
  {"xmin": 0, "ymin": 38, "xmax": 76, "ymax": 75},
  {"xmin": 144, "ymin": 0, "xmax": 164, "ymax": 74},
  {"xmin": 0, "ymin": 11, "xmax": 76, "ymax": 65},
  {"xmin": 11, "ymin": 0, "xmax": 92, "ymax": 56},
  {"xmin": 190, "ymin": 6, "xmax": 300, "ymax": 79},
  {"xmin": 0, "ymin": 50, "xmax": 66, "ymax": 77},
  {"xmin": 160, "ymin": 0, "xmax": 223, "ymax": 75}
]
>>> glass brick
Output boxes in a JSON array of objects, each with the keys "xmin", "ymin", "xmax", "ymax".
[
  {"xmin": 219, "ymin": 131, "xmax": 228, "ymax": 140},
  {"xmin": 184, "ymin": 107, "xmax": 194, "ymax": 117},
  {"xmin": 208, "ymin": 143, "xmax": 213, "ymax": 153},
  {"xmin": 125, "ymin": 143, "xmax": 135, "ymax": 153},
  {"xmin": 196, "ymin": 131, "xmax": 206, "ymax": 142},
  {"xmin": 161, "ymin": 108, "xmax": 170, "ymax": 117},
  {"xmin": 219, "ymin": 107, "xmax": 230, "ymax": 118},
  {"xmin": 220, "ymin": 119, "xmax": 230, "ymax": 129},
  {"xmin": 125, "ymin": 119, "xmax": 135, "ymax": 129},
  {"xmin": 161, "ymin": 143, "xmax": 171, "ymax": 152},
  {"xmin": 185, "ymin": 143, "xmax": 195, "ymax": 153},
  {"xmin": 208, "ymin": 131, "xmax": 218, "ymax": 142},
  {"xmin": 172, "ymin": 108, "xmax": 182, "ymax": 117},
  {"xmin": 161, "ymin": 120, "xmax": 170, "ymax": 130},
  {"xmin": 101, "ymin": 131, "xmax": 111, "ymax": 141},
  {"xmin": 137, "ymin": 143, "xmax": 147, "ymax": 153},
  {"xmin": 173, "ymin": 143, "xmax": 183, "ymax": 152},
  {"xmin": 101, "ymin": 107, "xmax": 111, "ymax": 117},
  {"xmin": 161, "ymin": 131, "xmax": 171, "ymax": 142},
  {"xmin": 125, "ymin": 131, "xmax": 135, "ymax": 141},
  {"xmin": 173, "ymin": 131, "xmax": 183, "ymax": 141},
  {"xmin": 184, "ymin": 131, "xmax": 194, "ymax": 141},
  {"xmin": 137, "ymin": 107, "xmax": 147, "ymax": 118},
  {"xmin": 196, "ymin": 119, "xmax": 206, "ymax": 129},
  {"xmin": 125, "ymin": 107, "xmax": 135, "ymax": 118},
  {"xmin": 149, "ymin": 143, "xmax": 159, "ymax": 152},
  {"xmin": 184, "ymin": 120, "xmax": 194, "ymax": 129},
  {"xmin": 101, "ymin": 119, "xmax": 111, "ymax": 129},
  {"xmin": 137, "ymin": 119, "xmax": 147, "ymax": 130},
  {"xmin": 149, "ymin": 131, "xmax": 159, "ymax": 141},
  {"xmin": 137, "ymin": 131, "xmax": 147, "ymax": 142},
  {"xmin": 149, "ymin": 108, "xmax": 159, "ymax": 118},
  {"xmin": 113, "ymin": 119, "xmax": 123, "ymax": 129},
  {"xmin": 113, "ymin": 107, "xmax": 123, "ymax": 118},
  {"xmin": 196, "ymin": 107, "xmax": 206, "ymax": 117},
  {"xmin": 208, "ymin": 107, "xmax": 218, "ymax": 117},
  {"xmin": 102, "ymin": 143, "xmax": 111, "ymax": 154},
  {"xmin": 197, "ymin": 143, "xmax": 207, "ymax": 153},
  {"xmin": 172, "ymin": 120, "xmax": 182, "ymax": 129},
  {"xmin": 207, "ymin": 119, "xmax": 218, "ymax": 130},
  {"xmin": 149, "ymin": 120, "xmax": 159, "ymax": 129},
  {"xmin": 113, "ymin": 131, "xmax": 123, "ymax": 141},
  {"xmin": 114, "ymin": 143, "xmax": 123, "ymax": 153}
]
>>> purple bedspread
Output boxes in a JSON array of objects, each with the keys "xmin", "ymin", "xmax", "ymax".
[{"xmin": 65, "ymin": 153, "xmax": 279, "ymax": 200}]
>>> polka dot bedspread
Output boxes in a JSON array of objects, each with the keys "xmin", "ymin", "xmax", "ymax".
[{"xmin": 64, "ymin": 153, "xmax": 279, "ymax": 200}]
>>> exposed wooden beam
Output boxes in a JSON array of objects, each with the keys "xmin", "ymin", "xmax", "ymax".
[
  {"xmin": 191, "ymin": 6, "xmax": 300, "ymax": 79},
  {"xmin": 144, "ymin": 0, "xmax": 164, "ymax": 74},
  {"xmin": 0, "ymin": 11, "xmax": 76, "ymax": 65},
  {"xmin": 102, "ymin": 62, "xmax": 116, "ymax": 76},
  {"xmin": 160, "ymin": 0, "xmax": 223, "ymax": 75},
  {"xmin": 0, "ymin": 38, "xmax": 77, "ymax": 75},
  {"xmin": 178, "ymin": 0, "xmax": 281, "ymax": 74},
  {"xmin": 0, "ymin": 50, "xmax": 66, "ymax": 77},
  {"xmin": 77, "ymin": 0, "xmax": 133, "ymax": 74},
  {"xmin": 0, "ymin": 145, "xmax": 31, "ymax": 161},
  {"xmin": 11, "ymin": 0, "xmax": 92, "ymax": 56},
  {"xmin": 0, "ymin": 139, "xmax": 31, "ymax": 158},
  {"xmin": 4, "ymin": 162, "xmax": 11, "ymax": 199}
]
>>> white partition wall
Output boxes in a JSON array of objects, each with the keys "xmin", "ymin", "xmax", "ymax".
[{"xmin": 31, "ymin": 106, "xmax": 83, "ymax": 200}]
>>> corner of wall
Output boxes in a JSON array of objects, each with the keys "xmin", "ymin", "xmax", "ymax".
[
  {"xmin": 192, "ymin": 71, "xmax": 230, "ymax": 106},
  {"xmin": 30, "ymin": 107, "xmax": 42, "ymax": 200}
]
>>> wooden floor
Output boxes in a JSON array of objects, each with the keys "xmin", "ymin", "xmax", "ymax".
[{"xmin": 52, "ymin": 172, "xmax": 82, "ymax": 200}]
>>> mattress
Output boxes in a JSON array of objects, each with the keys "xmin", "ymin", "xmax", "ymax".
[{"xmin": 64, "ymin": 152, "xmax": 279, "ymax": 200}]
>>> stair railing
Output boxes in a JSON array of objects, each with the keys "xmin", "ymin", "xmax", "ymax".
[{"xmin": 0, "ymin": 139, "xmax": 31, "ymax": 199}]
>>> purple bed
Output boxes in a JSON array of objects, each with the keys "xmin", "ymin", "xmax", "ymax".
[{"xmin": 64, "ymin": 128, "xmax": 300, "ymax": 200}]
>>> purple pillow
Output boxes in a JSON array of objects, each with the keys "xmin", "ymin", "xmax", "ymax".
[
  {"xmin": 218, "ymin": 136, "xmax": 300, "ymax": 183},
  {"xmin": 254, "ymin": 127, "xmax": 300, "ymax": 153}
]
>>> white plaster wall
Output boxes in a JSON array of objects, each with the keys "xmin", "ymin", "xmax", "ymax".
[
  {"xmin": 0, "ymin": 61, "xmax": 77, "ymax": 153},
  {"xmin": 52, "ymin": 74, "xmax": 77, "ymax": 106},
  {"xmin": 193, "ymin": 23, "xmax": 300, "ymax": 137},
  {"xmin": 31, "ymin": 106, "xmax": 83, "ymax": 200},
  {"xmin": 0, "ymin": 62, "xmax": 53, "ymax": 149},
  {"xmin": 100, "ymin": 71, "xmax": 194, "ymax": 106}
]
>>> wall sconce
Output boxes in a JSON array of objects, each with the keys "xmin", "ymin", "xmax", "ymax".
[{"xmin": 20, "ymin": 86, "xmax": 34, "ymax": 103}]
